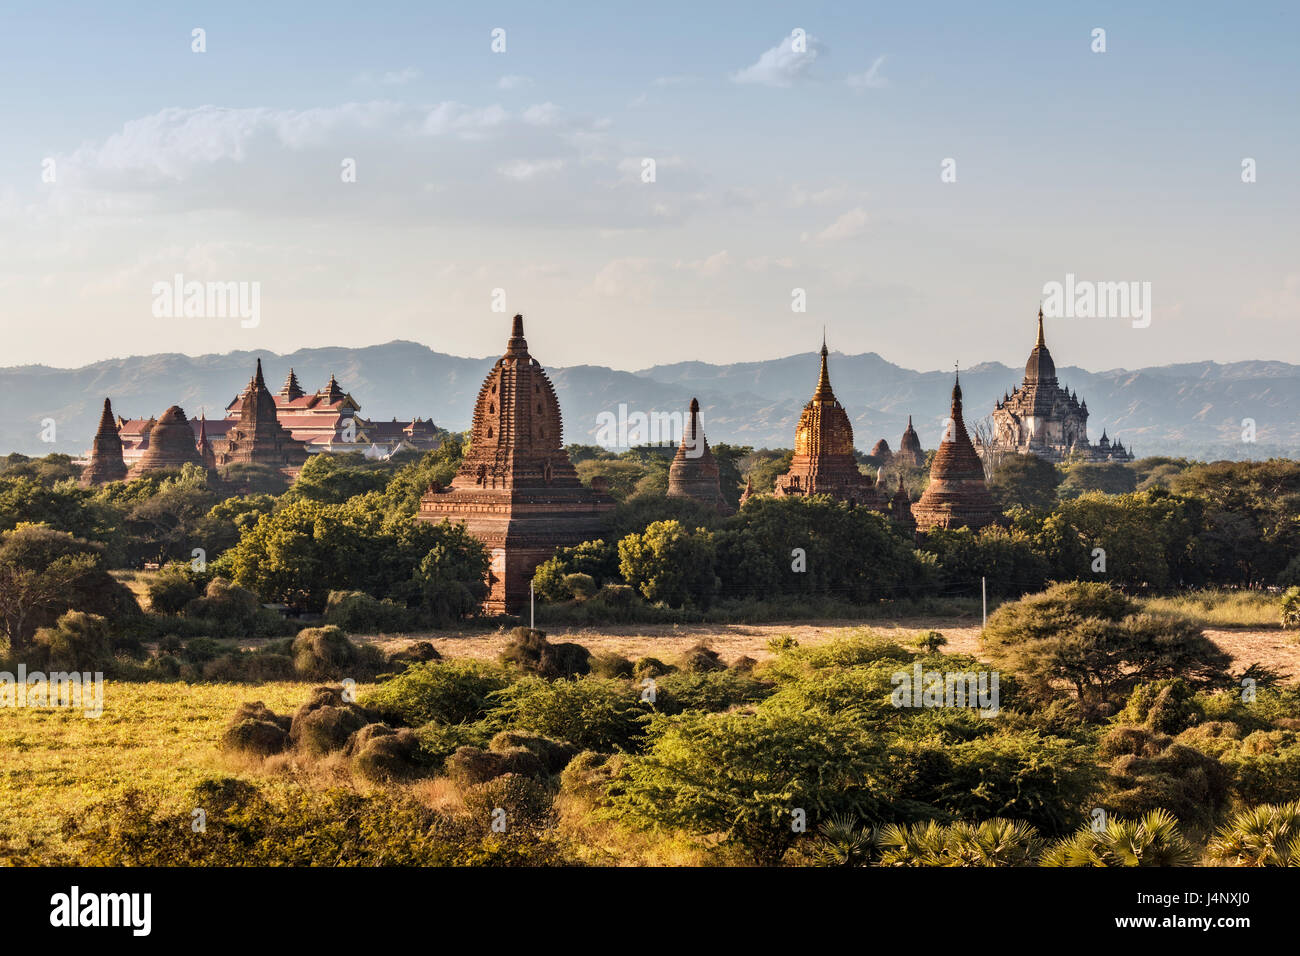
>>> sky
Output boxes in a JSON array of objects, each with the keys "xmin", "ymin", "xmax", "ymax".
[{"xmin": 1, "ymin": 0, "xmax": 1297, "ymax": 374}]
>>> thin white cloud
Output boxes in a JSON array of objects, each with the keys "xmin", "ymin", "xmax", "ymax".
[
  {"xmin": 815, "ymin": 207, "xmax": 868, "ymax": 242},
  {"xmin": 846, "ymin": 55, "xmax": 888, "ymax": 90},
  {"xmin": 732, "ymin": 31, "xmax": 825, "ymax": 87},
  {"xmin": 651, "ymin": 75, "xmax": 695, "ymax": 87},
  {"xmin": 497, "ymin": 74, "xmax": 534, "ymax": 90}
]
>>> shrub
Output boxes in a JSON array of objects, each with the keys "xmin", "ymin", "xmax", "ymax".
[
  {"xmin": 1282, "ymin": 587, "xmax": 1300, "ymax": 630},
  {"xmin": 445, "ymin": 745, "xmax": 546, "ymax": 786},
  {"xmin": 32, "ymin": 611, "xmax": 114, "ymax": 671},
  {"xmin": 362, "ymin": 660, "xmax": 512, "ymax": 726},
  {"xmin": 221, "ymin": 701, "xmax": 291, "ymax": 756},
  {"xmin": 460, "ymin": 774, "xmax": 556, "ymax": 834},
  {"xmin": 146, "ymin": 569, "xmax": 199, "ymax": 615},
  {"xmin": 876, "ymin": 818, "xmax": 1045, "ymax": 867},
  {"xmin": 413, "ymin": 721, "xmax": 494, "ymax": 765},
  {"xmin": 291, "ymin": 625, "xmax": 356, "ymax": 679},
  {"xmin": 324, "ymin": 590, "xmax": 415, "ymax": 633},
  {"xmin": 632, "ymin": 657, "xmax": 671, "ymax": 680},
  {"xmin": 610, "ymin": 704, "xmax": 890, "ymax": 865},
  {"xmin": 651, "ymin": 671, "xmax": 773, "ymax": 715},
  {"xmin": 1116, "ymin": 679, "xmax": 1202, "ymax": 735},
  {"xmin": 558, "ymin": 750, "xmax": 624, "ymax": 803},
  {"xmin": 345, "ymin": 724, "xmax": 424, "ymax": 782},
  {"xmin": 489, "ymin": 731, "xmax": 579, "ymax": 773},
  {"xmin": 492, "ymin": 676, "xmax": 646, "ymax": 752},
  {"xmin": 498, "ymin": 627, "xmax": 591, "ymax": 680},
  {"xmin": 1209, "ymin": 801, "xmax": 1300, "ymax": 866},
  {"xmin": 288, "ymin": 686, "xmax": 372, "ymax": 755},
  {"xmin": 563, "ymin": 573, "xmax": 598, "ymax": 600},
  {"xmin": 677, "ymin": 642, "xmax": 725, "ymax": 674},
  {"xmin": 588, "ymin": 651, "xmax": 634, "ymax": 679}
]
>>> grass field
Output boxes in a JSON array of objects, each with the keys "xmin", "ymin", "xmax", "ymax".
[
  {"xmin": 0, "ymin": 681, "xmax": 318, "ymax": 860},
  {"xmin": 3, "ymin": 596, "xmax": 1296, "ymax": 864}
]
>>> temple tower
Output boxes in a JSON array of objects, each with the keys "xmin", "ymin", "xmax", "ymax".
[
  {"xmin": 772, "ymin": 337, "xmax": 885, "ymax": 508},
  {"xmin": 666, "ymin": 398, "xmax": 732, "ymax": 513},
  {"xmin": 895, "ymin": 416, "xmax": 924, "ymax": 467},
  {"xmin": 129, "ymin": 405, "xmax": 202, "ymax": 477},
  {"xmin": 911, "ymin": 371, "xmax": 1000, "ymax": 532},
  {"xmin": 417, "ymin": 314, "xmax": 614, "ymax": 614},
  {"xmin": 215, "ymin": 359, "xmax": 309, "ymax": 473},
  {"xmin": 80, "ymin": 397, "xmax": 128, "ymax": 486}
]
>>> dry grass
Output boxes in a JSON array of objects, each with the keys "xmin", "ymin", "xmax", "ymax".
[{"xmin": 0, "ymin": 680, "xmax": 338, "ymax": 859}]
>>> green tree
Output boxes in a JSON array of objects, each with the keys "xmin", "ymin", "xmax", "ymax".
[
  {"xmin": 612, "ymin": 703, "xmax": 890, "ymax": 865},
  {"xmin": 0, "ymin": 526, "xmax": 133, "ymax": 653},
  {"xmin": 980, "ymin": 582, "xmax": 1232, "ymax": 711},
  {"xmin": 988, "ymin": 454, "xmax": 1061, "ymax": 512},
  {"xmin": 618, "ymin": 519, "xmax": 717, "ymax": 608}
]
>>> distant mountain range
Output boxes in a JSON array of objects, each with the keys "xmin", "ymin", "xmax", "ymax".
[{"xmin": 3, "ymin": 341, "xmax": 1297, "ymax": 461}]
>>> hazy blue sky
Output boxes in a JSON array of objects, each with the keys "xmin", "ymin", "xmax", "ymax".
[{"xmin": 2, "ymin": 1, "xmax": 1296, "ymax": 373}]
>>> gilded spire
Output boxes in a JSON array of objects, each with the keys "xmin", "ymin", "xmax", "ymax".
[{"xmin": 813, "ymin": 336, "xmax": 834, "ymax": 401}]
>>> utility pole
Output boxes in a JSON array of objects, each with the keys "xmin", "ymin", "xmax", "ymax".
[
  {"xmin": 981, "ymin": 576, "xmax": 987, "ymax": 628},
  {"xmin": 530, "ymin": 581, "xmax": 535, "ymax": 630}
]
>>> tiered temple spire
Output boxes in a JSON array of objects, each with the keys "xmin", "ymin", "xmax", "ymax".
[
  {"xmin": 80, "ymin": 397, "xmax": 128, "ymax": 486},
  {"xmin": 667, "ymin": 397, "xmax": 732, "ymax": 514},
  {"xmin": 772, "ymin": 337, "xmax": 885, "ymax": 508},
  {"xmin": 417, "ymin": 314, "xmax": 613, "ymax": 613},
  {"xmin": 911, "ymin": 370, "xmax": 1000, "ymax": 532},
  {"xmin": 215, "ymin": 358, "xmax": 309, "ymax": 473}
]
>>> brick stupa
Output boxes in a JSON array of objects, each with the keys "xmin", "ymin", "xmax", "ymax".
[
  {"xmin": 773, "ymin": 337, "xmax": 885, "ymax": 508},
  {"xmin": 129, "ymin": 405, "xmax": 202, "ymax": 477},
  {"xmin": 80, "ymin": 397, "xmax": 128, "ymax": 486},
  {"xmin": 666, "ymin": 398, "xmax": 732, "ymax": 514},
  {"xmin": 895, "ymin": 416, "xmax": 924, "ymax": 467},
  {"xmin": 215, "ymin": 359, "xmax": 309, "ymax": 474},
  {"xmin": 417, "ymin": 314, "xmax": 614, "ymax": 614},
  {"xmin": 911, "ymin": 372, "xmax": 1000, "ymax": 532}
]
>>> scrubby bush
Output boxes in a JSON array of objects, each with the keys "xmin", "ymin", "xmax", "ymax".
[
  {"xmin": 676, "ymin": 642, "xmax": 725, "ymax": 674},
  {"xmin": 1282, "ymin": 587, "xmax": 1300, "ymax": 630},
  {"xmin": 363, "ymin": 660, "xmax": 512, "ymax": 726},
  {"xmin": 588, "ymin": 651, "xmax": 633, "ymax": 679},
  {"xmin": 221, "ymin": 701, "xmax": 291, "ymax": 756},
  {"xmin": 32, "ymin": 611, "xmax": 114, "ymax": 671},
  {"xmin": 345, "ymin": 724, "xmax": 425, "ymax": 782},
  {"xmin": 324, "ymin": 590, "xmax": 415, "ymax": 633},
  {"xmin": 498, "ymin": 627, "xmax": 591, "ymax": 679},
  {"xmin": 461, "ymin": 774, "xmax": 556, "ymax": 834},
  {"xmin": 651, "ymin": 671, "xmax": 773, "ymax": 715},
  {"xmin": 146, "ymin": 568, "xmax": 199, "ymax": 615},
  {"xmin": 288, "ymin": 686, "xmax": 372, "ymax": 755},
  {"xmin": 493, "ymin": 676, "xmax": 646, "ymax": 752},
  {"xmin": 291, "ymin": 625, "xmax": 384, "ymax": 680},
  {"xmin": 632, "ymin": 657, "xmax": 671, "ymax": 680},
  {"xmin": 1209, "ymin": 801, "xmax": 1300, "ymax": 866}
]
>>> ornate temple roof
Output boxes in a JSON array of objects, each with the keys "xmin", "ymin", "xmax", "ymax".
[
  {"xmin": 1024, "ymin": 306, "xmax": 1057, "ymax": 385},
  {"xmin": 280, "ymin": 368, "xmax": 305, "ymax": 402},
  {"xmin": 772, "ymin": 338, "xmax": 884, "ymax": 507},
  {"xmin": 216, "ymin": 359, "xmax": 309, "ymax": 470},
  {"xmin": 418, "ymin": 314, "xmax": 614, "ymax": 613}
]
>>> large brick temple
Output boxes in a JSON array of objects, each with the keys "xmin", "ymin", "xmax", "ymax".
[
  {"xmin": 911, "ymin": 371, "xmax": 1000, "ymax": 532},
  {"xmin": 772, "ymin": 337, "xmax": 885, "ymax": 509},
  {"xmin": 417, "ymin": 314, "xmax": 614, "ymax": 614}
]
